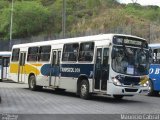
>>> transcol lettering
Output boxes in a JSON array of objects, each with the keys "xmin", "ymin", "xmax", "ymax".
[{"xmin": 61, "ymin": 67, "xmax": 80, "ymax": 73}]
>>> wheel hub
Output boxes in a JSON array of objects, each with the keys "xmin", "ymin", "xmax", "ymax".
[
  {"xmin": 30, "ymin": 78, "xmax": 34, "ymax": 88},
  {"xmin": 81, "ymin": 84, "xmax": 87, "ymax": 96}
]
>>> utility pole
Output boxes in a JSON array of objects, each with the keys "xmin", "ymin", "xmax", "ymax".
[
  {"xmin": 62, "ymin": 0, "xmax": 66, "ymax": 38},
  {"xmin": 9, "ymin": 0, "xmax": 14, "ymax": 50}
]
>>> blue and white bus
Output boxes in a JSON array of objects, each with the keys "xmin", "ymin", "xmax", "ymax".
[
  {"xmin": 148, "ymin": 43, "xmax": 160, "ymax": 96},
  {"xmin": 0, "ymin": 52, "xmax": 11, "ymax": 81},
  {"xmin": 9, "ymin": 34, "xmax": 149, "ymax": 99}
]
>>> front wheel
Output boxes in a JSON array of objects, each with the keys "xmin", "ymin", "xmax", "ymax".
[
  {"xmin": 80, "ymin": 80, "xmax": 90, "ymax": 99},
  {"xmin": 113, "ymin": 95, "xmax": 124, "ymax": 100},
  {"xmin": 148, "ymin": 80, "xmax": 159, "ymax": 96}
]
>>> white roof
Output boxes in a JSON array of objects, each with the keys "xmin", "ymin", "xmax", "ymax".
[
  {"xmin": 149, "ymin": 43, "xmax": 160, "ymax": 49},
  {"xmin": 13, "ymin": 34, "xmax": 146, "ymax": 48},
  {"xmin": 0, "ymin": 51, "xmax": 11, "ymax": 56}
]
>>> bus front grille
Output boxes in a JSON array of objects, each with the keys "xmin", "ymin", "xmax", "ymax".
[{"xmin": 125, "ymin": 88, "xmax": 138, "ymax": 92}]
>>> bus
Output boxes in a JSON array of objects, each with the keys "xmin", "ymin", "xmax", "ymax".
[
  {"xmin": 148, "ymin": 43, "xmax": 160, "ymax": 96},
  {"xmin": 8, "ymin": 34, "xmax": 149, "ymax": 99},
  {"xmin": 0, "ymin": 52, "xmax": 11, "ymax": 81}
]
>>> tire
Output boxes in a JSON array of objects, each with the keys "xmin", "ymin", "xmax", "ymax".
[
  {"xmin": 113, "ymin": 95, "xmax": 124, "ymax": 100},
  {"xmin": 80, "ymin": 80, "xmax": 90, "ymax": 100},
  {"xmin": 148, "ymin": 80, "xmax": 159, "ymax": 96},
  {"xmin": 29, "ymin": 75, "xmax": 38, "ymax": 91}
]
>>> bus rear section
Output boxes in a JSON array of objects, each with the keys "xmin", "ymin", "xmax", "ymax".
[
  {"xmin": 148, "ymin": 44, "xmax": 160, "ymax": 96},
  {"xmin": 149, "ymin": 64, "xmax": 160, "ymax": 96},
  {"xmin": 0, "ymin": 52, "xmax": 11, "ymax": 81}
]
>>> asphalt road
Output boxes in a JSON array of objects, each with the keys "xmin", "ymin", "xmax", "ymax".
[{"xmin": 0, "ymin": 81, "xmax": 160, "ymax": 114}]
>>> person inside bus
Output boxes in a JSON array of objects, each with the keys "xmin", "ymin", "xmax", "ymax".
[
  {"xmin": 135, "ymin": 48, "xmax": 148, "ymax": 75},
  {"xmin": 113, "ymin": 48, "xmax": 127, "ymax": 73},
  {"xmin": 118, "ymin": 47, "xmax": 135, "ymax": 74},
  {"xmin": 68, "ymin": 44, "xmax": 79, "ymax": 61}
]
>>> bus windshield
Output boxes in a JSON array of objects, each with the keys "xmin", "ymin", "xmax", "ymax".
[{"xmin": 112, "ymin": 46, "xmax": 149, "ymax": 76}]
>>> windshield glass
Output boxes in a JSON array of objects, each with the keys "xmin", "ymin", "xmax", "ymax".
[{"xmin": 112, "ymin": 46, "xmax": 149, "ymax": 76}]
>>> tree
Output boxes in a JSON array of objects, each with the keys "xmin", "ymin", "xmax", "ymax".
[{"xmin": 0, "ymin": 1, "xmax": 50, "ymax": 39}]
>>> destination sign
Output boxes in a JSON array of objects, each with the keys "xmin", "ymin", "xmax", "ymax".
[
  {"xmin": 113, "ymin": 36, "xmax": 148, "ymax": 48},
  {"xmin": 124, "ymin": 38, "xmax": 141, "ymax": 46}
]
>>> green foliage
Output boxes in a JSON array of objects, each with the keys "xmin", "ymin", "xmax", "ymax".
[
  {"xmin": 0, "ymin": 1, "xmax": 49, "ymax": 39},
  {"xmin": 86, "ymin": 0, "xmax": 100, "ymax": 9},
  {"xmin": 0, "ymin": 0, "xmax": 160, "ymax": 40},
  {"xmin": 124, "ymin": 4, "xmax": 160, "ymax": 22},
  {"xmin": 0, "ymin": 1, "xmax": 9, "ymax": 9}
]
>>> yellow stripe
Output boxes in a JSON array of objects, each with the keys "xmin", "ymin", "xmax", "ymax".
[
  {"xmin": 10, "ymin": 63, "xmax": 40, "ymax": 75},
  {"xmin": 31, "ymin": 63, "xmax": 42, "ymax": 67}
]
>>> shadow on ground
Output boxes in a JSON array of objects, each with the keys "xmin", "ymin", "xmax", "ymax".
[{"xmin": 23, "ymin": 87, "xmax": 147, "ymax": 104}]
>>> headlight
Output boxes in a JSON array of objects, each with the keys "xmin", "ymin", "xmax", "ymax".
[
  {"xmin": 142, "ymin": 83, "xmax": 147, "ymax": 87},
  {"xmin": 140, "ymin": 76, "xmax": 149, "ymax": 87},
  {"xmin": 112, "ymin": 77, "xmax": 122, "ymax": 86}
]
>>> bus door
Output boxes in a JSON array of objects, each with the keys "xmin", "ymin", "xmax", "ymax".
[
  {"xmin": 94, "ymin": 47, "xmax": 109, "ymax": 91},
  {"xmin": 18, "ymin": 52, "xmax": 26, "ymax": 83},
  {"xmin": 1, "ymin": 57, "xmax": 10, "ymax": 80},
  {"xmin": 49, "ymin": 49, "xmax": 61, "ymax": 87}
]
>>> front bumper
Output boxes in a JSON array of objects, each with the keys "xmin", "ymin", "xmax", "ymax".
[{"xmin": 107, "ymin": 82, "xmax": 149, "ymax": 96}]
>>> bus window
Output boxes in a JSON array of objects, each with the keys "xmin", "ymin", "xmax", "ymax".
[
  {"xmin": 103, "ymin": 48, "xmax": 109, "ymax": 67},
  {"xmin": 11, "ymin": 48, "xmax": 20, "ymax": 61},
  {"xmin": 52, "ymin": 51, "xmax": 56, "ymax": 66},
  {"xmin": 0, "ymin": 59, "xmax": 2, "ymax": 66},
  {"xmin": 27, "ymin": 47, "xmax": 39, "ymax": 61},
  {"xmin": 153, "ymin": 49, "xmax": 160, "ymax": 64},
  {"xmin": 62, "ymin": 43, "xmax": 79, "ymax": 61},
  {"xmin": 57, "ymin": 51, "xmax": 61, "ymax": 65},
  {"xmin": 3, "ymin": 58, "xmax": 9, "ymax": 67},
  {"xmin": 78, "ymin": 42, "xmax": 94, "ymax": 62},
  {"xmin": 39, "ymin": 46, "xmax": 51, "ymax": 61}
]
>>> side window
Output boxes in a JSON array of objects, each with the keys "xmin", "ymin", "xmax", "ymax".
[
  {"xmin": 57, "ymin": 51, "xmax": 61, "ymax": 65},
  {"xmin": 78, "ymin": 42, "xmax": 94, "ymax": 62},
  {"xmin": 27, "ymin": 47, "xmax": 39, "ymax": 61},
  {"xmin": 153, "ymin": 49, "xmax": 160, "ymax": 64},
  {"xmin": 62, "ymin": 43, "xmax": 79, "ymax": 61},
  {"xmin": 11, "ymin": 48, "xmax": 20, "ymax": 62},
  {"xmin": 0, "ymin": 59, "xmax": 2, "ymax": 66},
  {"xmin": 39, "ymin": 46, "xmax": 51, "ymax": 61},
  {"xmin": 103, "ymin": 48, "xmax": 109, "ymax": 67},
  {"xmin": 96, "ymin": 48, "xmax": 102, "ymax": 68}
]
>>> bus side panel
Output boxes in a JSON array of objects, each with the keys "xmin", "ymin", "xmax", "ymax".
[
  {"xmin": 59, "ymin": 64, "xmax": 94, "ymax": 92},
  {"xmin": 9, "ymin": 63, "xmax": 19, "ymax": 82},
  {"xmin": 59, "ymin": 77, "xmax": 77, "ymax": 92},
  {"xmin": 149, "ymin": 64, "xmax": 160, "ymax": 91},
  {"xmin": 25, "ymin": 63, "xmax": 41, "ymax": 83}
]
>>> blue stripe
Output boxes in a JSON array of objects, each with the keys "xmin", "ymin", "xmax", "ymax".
[
  {"xmin": 61, "ymin": 64, "xmax": 94, "ymax": 78},
  {"xmin": 40, "ymin": 64, "xmax": 94, "ymax": 78}
]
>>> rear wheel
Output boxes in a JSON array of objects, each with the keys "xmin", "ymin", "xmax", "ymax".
[
  {"xmin": 148, "ymin": 80, "xmax": 159, "ymax": 96},
  {"xmin": 113, "ymin": 95, "xmax": 124, "ymax": 100},
  {"xmin": 29, "ymin": 75, "xmax": 42, "ymax": 91},
  {"xmin": 80, "ymin": 80, "xmax": 90, "ymax": 99}
]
